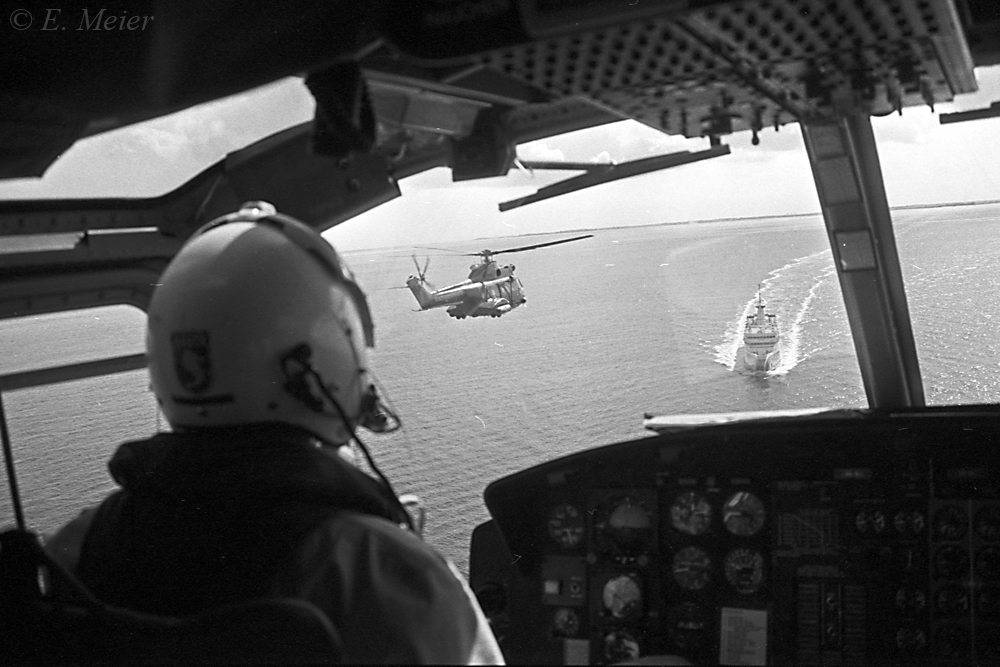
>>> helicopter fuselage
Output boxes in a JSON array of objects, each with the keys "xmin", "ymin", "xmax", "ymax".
[
  {"xmin": 407, "ymin": 261, "xmax": 525, "ymax": 319},
  {"xmin": 405, "ymin": 235, "xmax": 591, "ymax": 320}
]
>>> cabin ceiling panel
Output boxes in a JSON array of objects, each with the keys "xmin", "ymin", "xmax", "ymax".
[{"xmin": 475, "ymin": 0, "xmax": 976, "ymax": 143}]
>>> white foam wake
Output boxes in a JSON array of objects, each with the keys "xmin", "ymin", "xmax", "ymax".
[{"xmin": 714, "ymin": 250, "xmax": 834, "ymax": 374}]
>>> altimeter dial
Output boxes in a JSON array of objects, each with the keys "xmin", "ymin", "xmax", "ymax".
[
  {"xmin": 673, "ymin": 546, "xmax": 712, "ymax": 590},
  {"xmin": 723, "ymin": 491, "xmax": 766, "ymax": 537}
]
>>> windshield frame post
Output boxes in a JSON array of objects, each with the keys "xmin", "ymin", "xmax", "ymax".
[{"xmin": 801, "ymin": 113, "xmax": 925, "ymax": 409}]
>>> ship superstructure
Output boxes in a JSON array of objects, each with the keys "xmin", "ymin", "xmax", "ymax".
[{"xmin": 743, "ymin": 290, "xmax": 781, "ymax": 372}]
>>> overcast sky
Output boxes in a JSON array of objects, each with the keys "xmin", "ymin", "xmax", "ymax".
[{"xmin": 1, "ymin": 66, "xmax": 999, "ymax": 252}]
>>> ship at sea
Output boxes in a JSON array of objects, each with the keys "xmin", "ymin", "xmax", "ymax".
[{"xmin": 742, "ymin": 289, "xmax": 781, "ymax": 372}]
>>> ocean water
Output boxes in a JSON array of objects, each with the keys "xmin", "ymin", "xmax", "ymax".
[{"xmin": 2, "ymin": 203, "xmax": 999, "ymax": 572}]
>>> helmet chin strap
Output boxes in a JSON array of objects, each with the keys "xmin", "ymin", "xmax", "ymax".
[
  {"xmin": 279, "ymin": 343, "xmax": 414, "ymax": 532},
  {"xmin": 357, "ymin": 384, "xmax": 401, "ymax": 434},
  {"xmin": 280, "ymin": 343, "xmax": 400, "ymax": 434}
]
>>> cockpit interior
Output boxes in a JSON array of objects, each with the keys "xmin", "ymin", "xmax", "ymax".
[{"xmin": 3, "ymin": 0, "xmax": 1000, "ymax": 664}]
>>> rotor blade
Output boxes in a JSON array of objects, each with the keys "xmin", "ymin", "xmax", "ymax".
[
  {"xmin": 411, "ymin": 254, "xmax": 422, "ymax": 274},
  {"xmin": 416, "ymin": 246, "xmax": 466, "ymax": 254},
  {"xmin": 489, "ymin": 234, "xmax": 595, "ymax": 255}
]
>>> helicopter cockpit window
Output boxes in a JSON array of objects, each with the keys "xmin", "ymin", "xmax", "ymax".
[
  {"xmin": 0, "ymin": 306, "xmax": 156, "ymax": 536},
  {"xmin": 884, "ymin": 65, "xmax": 1000, "ymax": 406}
]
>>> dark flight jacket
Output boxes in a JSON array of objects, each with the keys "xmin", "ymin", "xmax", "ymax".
[{"xmin": 46, "ymin": 425, "xmax": 503, "ymax": 664}]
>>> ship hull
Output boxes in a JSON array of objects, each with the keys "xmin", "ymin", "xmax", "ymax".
[{"xmin": 742, "ymin": 343, "xmax": 781, "ymax": 372}]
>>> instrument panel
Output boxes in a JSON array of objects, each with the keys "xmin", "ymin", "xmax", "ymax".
[{"xmin": 469, "ymin": 408, "xmax": 1000, "ymax": 665}]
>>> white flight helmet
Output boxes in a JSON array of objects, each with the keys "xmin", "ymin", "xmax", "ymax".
[{"xmin": 147, "ymin": 201, "xmax": 386, "ymax": 446}]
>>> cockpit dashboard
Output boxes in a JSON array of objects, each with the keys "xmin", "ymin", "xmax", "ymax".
[{"xmin": 470, "ymin": 408, "xmax": 1000, "ymax": 665}]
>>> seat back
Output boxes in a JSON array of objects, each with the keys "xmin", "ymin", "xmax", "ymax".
[{"xmin": 0, "ymin": 529, "xmax": 342, "ymax": 665}]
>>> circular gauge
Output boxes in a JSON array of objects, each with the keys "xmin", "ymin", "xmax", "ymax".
[
  {"xmin": 667, "ymin": 602, "xmax": 711, "ymax": 651},
  {"xmin": 934, "ymin": 625, "xmax": 970, "ymax": 659},
  {"xmin": 933, "ymin": 506, "xmax": 968, "ymax": 541},
  {"xmin": 934, "ymin": 545, "xmax": 970, "ymax": 579},
  {"xmin": 894, "ymin": 510, "xmax": 924, "ymax": 537},
  {"xmin": 934, "ymin": 583, "xmax": 969, "ymax": 618},
  {"xmin": 856, "ymin": 508, "xmax": 885, "ymax": 536},
  {"xmin": 598, "ymin": 496, "xmax": 653, "ymax": 554},
  {"xmin": 552, "ymin": 607, "xmax": 580, "ymax": 637},
  {"xmin": 602, "ymin": 574, "xmax": 642, "ymax": 619},
  {"xmin": 603, "ymin": 630, "xmax": 640, "ymax": 663},
  {"xmin": 724, "ymin": 548, "xmax": 765, "ymax": 595},
  {"xmin": 672, "ymin": 546, "xmax": 712, "ymax": 590},
  {"xmin": 978, "ymin": 633, "xmax": 1000, "ymax": 663},
  {"xmin": 723, "ymin": 492, "xmax": 766, "ymax": 537},
  {"xmin": 895, "ymin": 585, "xmax": 927, "ymax": 617},
  {"xmin": 977, "ymin": 586, "xmax": 1000, "ymax": 619},
  {"xmin": 977, "ymin": 547, "xmax": 1000, "ymax": 581},
  {"xmin": 548, "ymin": 503, "xmax": 585, "ymax": 548},
  {"xmin": 976, "ymin": 506, "xmax": 1000, "ymax": 542},
  {"xmin": 896, "ymin": 627, "xmax": 927, "ymax": 652},
  {"xmin": 670, "ymin": 491, "xmax": 712, "ymax": 536}
]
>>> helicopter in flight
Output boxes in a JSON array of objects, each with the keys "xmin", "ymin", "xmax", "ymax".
[{"xmin": 405, "ymin": 235, "xmax": 593, "ymax": 319}]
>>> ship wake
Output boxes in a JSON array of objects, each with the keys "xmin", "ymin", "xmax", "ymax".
[{"xmin": 714, "ymin": 250, "xmax": 835, "ymax": 375}]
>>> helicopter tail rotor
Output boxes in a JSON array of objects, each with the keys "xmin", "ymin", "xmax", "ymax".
[{"xmin": 410, "ymin": 254, "xmax": 434, "ymax": 289}]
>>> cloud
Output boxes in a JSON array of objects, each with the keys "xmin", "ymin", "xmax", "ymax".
[{"xmin": 517, "ymin": 142, "xmax": 566, "ymax": 162}]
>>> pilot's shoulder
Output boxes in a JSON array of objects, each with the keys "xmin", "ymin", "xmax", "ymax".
[
  {"xmin": 294, "ymin": 509, "xmax": 470, "ymax": 600},
  {"xmin": 44, "ymin": 505, "xmax": 102, "ymax": 571},
  {"xmin": 320, "ymin": 509, "xmax": 449, "ymax": 566}
]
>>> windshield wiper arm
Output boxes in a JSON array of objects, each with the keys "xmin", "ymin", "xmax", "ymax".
[{"xmin": 499, "ymin": 145, "xmax": 730, "ymax": 211}]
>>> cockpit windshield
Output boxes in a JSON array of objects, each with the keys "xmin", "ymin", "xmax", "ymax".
[{"xmin": 3, "ymin": 63, "xmax": 1000, "ymax": 572}]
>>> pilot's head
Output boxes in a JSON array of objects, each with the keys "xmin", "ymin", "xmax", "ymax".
[{"xmin": 146, "ymin": 201, "xmax": 384, "ymax": 446}]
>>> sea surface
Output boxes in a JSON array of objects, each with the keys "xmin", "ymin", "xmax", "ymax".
[{"xmin": 1, "ymin": 203, "xmax": 999, "ymax": 572}]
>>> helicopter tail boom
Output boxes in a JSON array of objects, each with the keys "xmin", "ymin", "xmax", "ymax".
[{"xmin": 406, "ymin": 275, "xmax": 437, "ymax": 310}]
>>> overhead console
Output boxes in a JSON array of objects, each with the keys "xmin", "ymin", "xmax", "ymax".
[{"xmin": 469, "ymin": 408, "xmax": 1000, "ymax": 665}]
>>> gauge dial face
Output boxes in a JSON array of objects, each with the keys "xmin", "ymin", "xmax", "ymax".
[
  {"xmin": 599, "ymin": 496, "xmax": 653, "ymax": 553},
  {"xmin": 548, "ymin": 503, "xmax": 585, "ymax": 548},
  {"xmin": 724, "ymin": 548, "xmax": 765, "ymax": 594},
  {"xmin": 552, "ymin": 607, "xmax": 580, "ymax": 637},
  {"xmin": 670, "ymin": 491, "xmax": 712, "ymax": 536},
  {"xmin": 934, "ymin": 584, "xmax": 969, "ymax": 618},
  {"xmin": 895, "ymin": 585, "xmax": 927, "ymax": 617},
  {"xmin": 934, "ymin": 506, "xmax": 968, "ymax": 541},
  {"xmin": 896, "ymin": 628, "xmax": 927, "ymax": 651},
  {"xmin": 723, "ymin": 492, "xmax": 766, "ymax": 537},
  {"xmin": 856, "ymin": 509, "xmax": 885, "ymax": 536},
  {"xmin": 894, "ymin": 510, "xmax": 924, "ymax": 537},
  {"xmin": 977, "ymin": 547, "xmax": 1000, "ymax": 581},
  {"xmin": 978, "ymin": 586, "xmax": 1000, "ymax": 619},
  {"xmin": 667, "ymin": 602, "xmax": 711, "ymax": 651},
  {"xmin": 976, "ymin": 506, "xmax": 1000, "ymax": 542},
  {"xmin": 934, "ymin": 545, "xmax": 970, "ymax": 579},
  {"xmin": 673, "ymin": 546, "xmax": 712, "ymax": 590},
  {"xmin": 603, "ymin": 630, "xmax": 640, "ymax": 663},
  {"xmin": 602, "ymin": 574, "xmax": 642, "ymax": 619}
]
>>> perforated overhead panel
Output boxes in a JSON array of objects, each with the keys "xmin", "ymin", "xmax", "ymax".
[{"xmin": 480, "ymin": 0, "xmax": 977, "ymax": 141}]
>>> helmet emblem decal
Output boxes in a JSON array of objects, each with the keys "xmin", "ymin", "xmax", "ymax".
[{"xmin": 171, "ymin": 331, "xmax": 213, "ymax": 393}]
